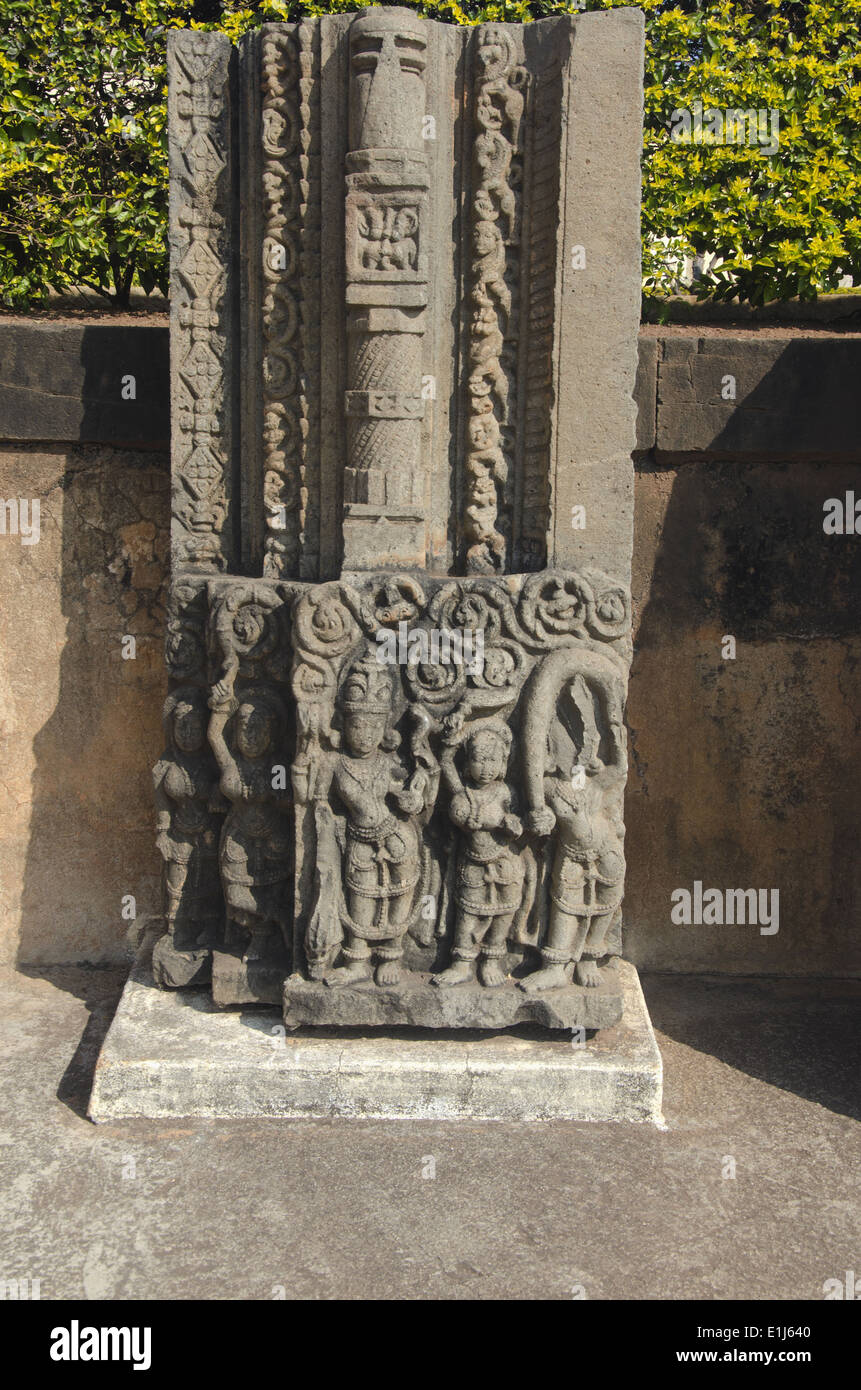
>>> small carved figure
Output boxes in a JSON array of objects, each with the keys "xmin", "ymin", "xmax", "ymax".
[
  {"xmin": 433, "ymin": 723, "xmax": 525, "ymax": 988},
  {"xmin": 207, "ymin": 685, "xmax": 291, "ymax": 962},
  {"xmin": 153, "ymin": 687, "xmax": 222, "ymax": 950},
  {"xmin": 474, "ymin": 130, "xmax": 517, "ymax": 244},
  {"xmin": 519, "ymin": 652, "xmax": 627, "ymax": 992},
  {"xmin": 464, "ymin": 462, "xmax": 506, "ymax": 573},
  {"xmin": 469, "ymin": 305, "xmax": 509, "ymax": 407},
  {"xmin": 325, "ymin": 659, "xmax": 429, "ymax": 988},
  {"xmin": 472, "ymin": 219, "xmax": 511, "ymax": 315},
  {"xmin": 468, "ymin": 411, "xmax": 508, "ymax": 487},
  {"xmin": 476, "ymin": 28, "xmax": 527, "ymax": 135}
]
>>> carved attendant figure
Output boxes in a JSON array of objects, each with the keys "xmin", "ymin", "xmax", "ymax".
[
  {"xmin": 153, "ymin": 686, "xmax": 221, "ymax": 949},
  {"xmin": 326, "ymin": 659, "xmax": 425, "ymax": 989},
  {"xmin": 519, "ymin": 649, "xmax": 627, "ymax": 992},
  {"xmin": 207, "ymin": 685, "xmax": 291, "ymax": 963},
  {"xmin": 434, "ymin": 722, "xmax": 525, "ymax": 988}
]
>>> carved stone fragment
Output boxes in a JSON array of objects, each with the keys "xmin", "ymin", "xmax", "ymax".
[
  {"xmin": 282, "ymin": 568, "xmax": 631, "ymax": 1027},
  {"xmin": 159, "ymin": 8, "xmax": 645, "ymax": 1036},
  {"xmin": 152, "ymin": 686, "xmax": 222, "ymax": 988}
]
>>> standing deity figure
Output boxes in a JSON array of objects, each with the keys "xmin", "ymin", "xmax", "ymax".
[
  {"xmin": 207, "ymin": 684, "xmax": 291, "ymax": 963},
  {"xmin": 153, "ymin": 686, "xmax": 222, "ymax": 952},
  {"xmin": 519, "ymin": 649, "xmax": 627, "ymax": 993},
  {"xmin": 433, "ymin": 722, "xmax": 527, "ymax": 988},
  {"xmin": 325, "ymin": 658, "xmax": 428, "ymax": 989}
]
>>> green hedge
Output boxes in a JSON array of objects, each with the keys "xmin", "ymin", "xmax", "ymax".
[{"xmin": 1, "ymin": 0, "xmax": 859, "ymax": 307}]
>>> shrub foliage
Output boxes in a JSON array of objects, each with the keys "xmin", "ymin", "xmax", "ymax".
[{"xmin": 1, "ymin": 0, "xmax": 859, "ymax": 306}]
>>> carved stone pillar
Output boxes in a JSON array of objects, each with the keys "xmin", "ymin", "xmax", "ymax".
[
  {"xmin": 342, "ymin": 8, "xmax": 430, "ymax": 570},
  {"xmin": 155, "ymin": 8, "xmax": 648, "ymax": 1040}
]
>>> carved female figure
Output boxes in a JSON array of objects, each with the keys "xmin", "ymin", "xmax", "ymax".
[
  {"xmin": 207, "ymin": 685, "xmax": 291, "ymax": 963},
  {"xmin": 433, "ymin": 722, "xmax": 525, "ymax": 988},
  {"xmin": 518, "ymin": 649, "xmax": 627, "ymax": 992},
  {"xmin": 153, "ymin": 686, "xmax": 221, "ymax": 951},
  {"xmin": 325, "ymin": 658, "xmax": 426, "ymax": 989}
]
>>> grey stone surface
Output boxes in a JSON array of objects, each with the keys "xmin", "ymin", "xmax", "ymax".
[
  {"xmin": 656, "ymin": 335, "xmax": 861, "ymax": 461},
  {"xmin": 152, "ymin": 936, "xmax": 211, "ymax": 989},
  {"xmin": 549, "ymin": 8, "xmax": 644, "ymax": 581},
  {"xmin": 2, "ymin": 964, "xmax": 859, "ymax": 1299},
  {"xmin": 89, "ymin": 946, "xmax": 660, "ymax": 1122},
  {"xmin": 646, "ymin": 290, "xmax": 861, "ymax": 326},
  {"xmin": 164, "ymin": 6, "xmax": 647, "ymax": 588},
  {"xmin": 634, "ymin": 336, "xmax": 658, "ymax": 453},
  {"xmin": 280, "ymin": 570, "xmax": 632, "ymax": 1020},
  {"xmin": 0, "ymin": 323, "xmax": 168, "ymax": 446}
]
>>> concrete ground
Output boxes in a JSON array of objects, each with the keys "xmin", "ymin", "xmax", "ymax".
[{"xmin": 0, "ymin": 964, "xmax": 858, "ymax": 1301}]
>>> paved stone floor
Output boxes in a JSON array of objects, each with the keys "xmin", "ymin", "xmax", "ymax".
[{"xmin": 0, "ymin": 965, "xmax": 858, "ymax": 1300}]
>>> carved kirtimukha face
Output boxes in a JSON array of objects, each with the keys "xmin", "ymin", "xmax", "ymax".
[
  {"xmin": 466, "ymin": 731, "xmax": 507, "ymax": 787},
  {"xmin": 235, "ymin": 704, "xmax": 273, "ymax": 759},
  {"xmin": 174, "ymin": 705, "xmax": 206, "ymax": 754},
  {"xmin": 344, "ymin": 710, "xmax": 388, "ymax": 758}
]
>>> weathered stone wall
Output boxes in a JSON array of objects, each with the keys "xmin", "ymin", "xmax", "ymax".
[
  {"xmin": 629, "ymin": 461, "xmax": 861, "ymax": 977},
  {"xmin": 1, "ymin": 322, "xmax": 858, "ymax": 975},
  {"xmin": 0, "ymin": 442, "xmax": 168, "ymax": 965},
  {"xmin": 627, "ymin": 328, "xmax": 861, "ymax": 977}
]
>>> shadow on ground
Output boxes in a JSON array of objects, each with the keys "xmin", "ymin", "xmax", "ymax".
[
  {"xmin": 18, "ymin": 964, "xmax": 126, "ymax": 1120},
  {"xmin": 28, "ymin": 960, "xmax": 861, "ymax": 1127},
  {"xmin": 643, "ymin": 972, "xmax": 861, "ymax": 1124}
]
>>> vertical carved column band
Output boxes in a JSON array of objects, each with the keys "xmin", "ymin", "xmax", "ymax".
[
  {"xmin": 168, "ymin": 31, "xmax": 237, "ymax": 573},
  {"xmin": 462, "ymin": 26, "xmax": 527, "ymax": 575},
  {"xmin": 260, "ymin": 26, "xmax": 303, "ymax": 578},
  {"xmin": 342, "ymin": 8, "xmax": 430, "ymax": 570}
]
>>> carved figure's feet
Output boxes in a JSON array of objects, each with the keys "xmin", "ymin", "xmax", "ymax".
[
  {"xmin": 432, "ymin": 960, "xmax": 476, "ymax": 988},
  {"xmin": 375, "ymin": 959, "xmax": 403, "ymax": 988},
  {"xmin": 575, "ymin": 959, "xmax": 602, "ymax": 988},
  {"xmin": 479, "ymin": 958, "xmax": 507, "ymax": 988},
  {"xmin": 325, "ymin": 959, "xmax": 373, "ymax": 988},
  {"xmin": 242, "ymin": 934, "xmax": 270, "ymax": 964},
  {"xmin": 518, "ymin": 962, "xmax": 570, "ymax": 994}
]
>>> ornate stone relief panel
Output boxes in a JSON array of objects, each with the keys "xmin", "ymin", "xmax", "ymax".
[{"xmin": 157, "ymin": 10, "xmax": 644, "ymax": 1031}]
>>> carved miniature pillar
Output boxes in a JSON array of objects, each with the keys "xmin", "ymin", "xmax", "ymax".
[{"xmin": 342, "ymin": 9, "xmax": 430, "ymax": 570}]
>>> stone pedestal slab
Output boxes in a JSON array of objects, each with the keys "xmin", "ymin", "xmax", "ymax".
[
  {"xmin": 283, "ymin": 965, "xmax": 624, "ymax": 1031},
  {"xmin": 89, "ymin": 943, "xmax": 662, "ymax": 1123}
]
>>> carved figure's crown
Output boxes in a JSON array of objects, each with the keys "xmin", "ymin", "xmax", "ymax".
[{"xmin": 339, "ymin": 657, "xmax": 393, "ymax": 714}]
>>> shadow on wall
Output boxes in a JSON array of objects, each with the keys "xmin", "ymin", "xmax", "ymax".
[
  {"xmin": 15, "ymin": 328, "xmax": 170, "ymax": 969},
  {"xmin": 625, "ymin": 344, "xmax": 861, "ymax": 978}
]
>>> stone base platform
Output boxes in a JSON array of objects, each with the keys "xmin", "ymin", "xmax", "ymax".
[
  {"xmin": 89, "ymin": 945, "xmax": 662, "ymax": 1123},
  {"xmin": 283, "ymin": 966, "xmax": 623, "ymax": 1031}
]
